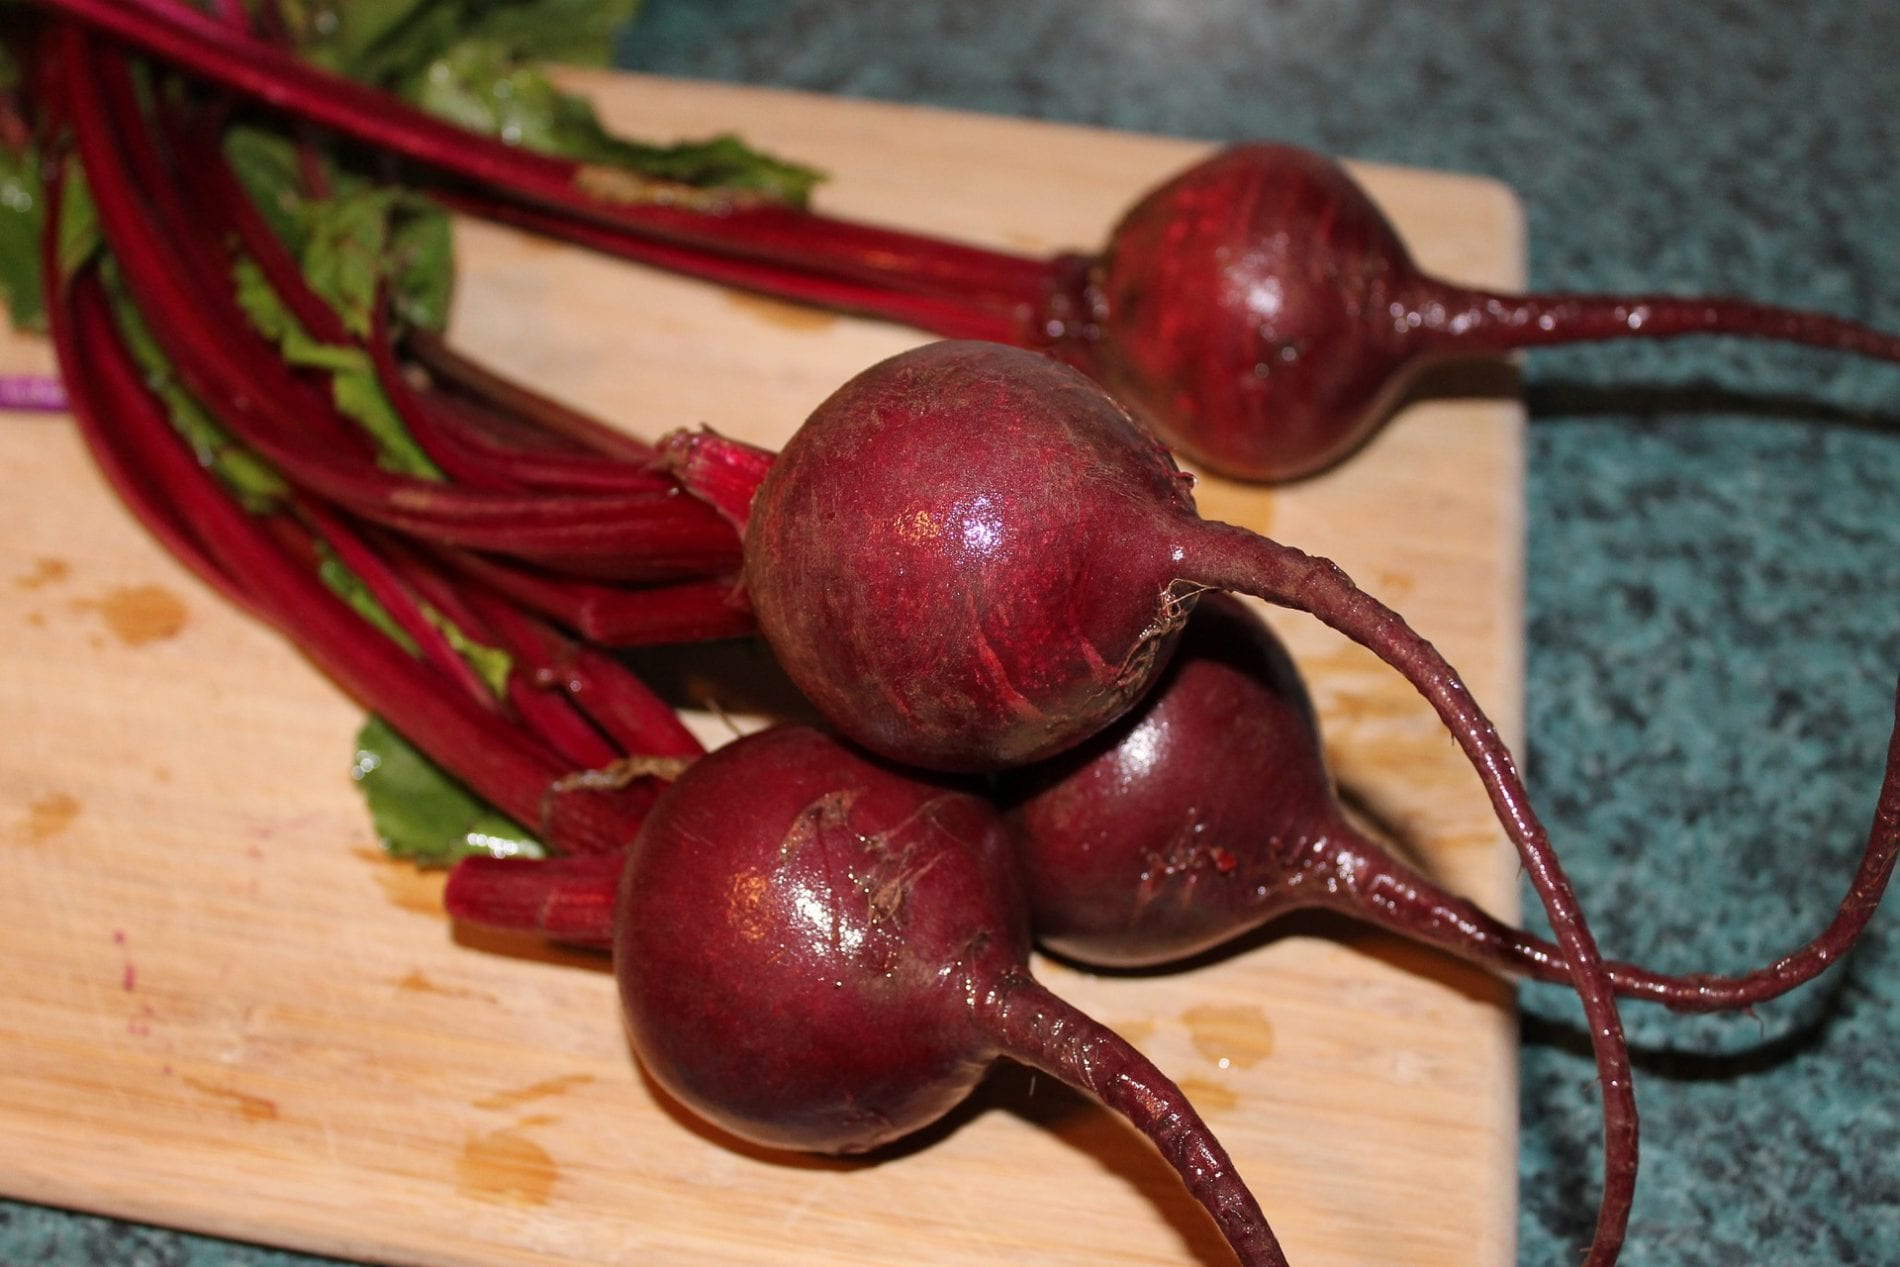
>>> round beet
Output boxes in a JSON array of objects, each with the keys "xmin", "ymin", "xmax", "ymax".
[
  {"xmin": 1089, "ymin": 146, "xmax": 1420, "ymax": 482},
  {"xmin": 999, "ymin": 594, "xmax": 1337, "ymax": 967},
  {"xmin": 612, "ymin": 724, "xmax": 1286, "ymax": 1266},
  {"xmin": 1087, "ymin": 143, "xmax": 1900, "ymax": 481},
  {"xmin": 1000, "ymin": 595, "xmax": 1900, "ymax": 1012},
  {"xmin": 743, "ymin": 341, "xmax": 1200, "ymax": 773}
]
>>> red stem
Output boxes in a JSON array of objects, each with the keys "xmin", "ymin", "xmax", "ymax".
[
  {"xmin": 364, "ymin": 302, "xmax": 542, "ymax": 493},
  {"xmin": 168, "ymin": 98, "xmax": 356, "ymax": 347},
  {"xmin": 43, "ymin": 0, "xmax": 1059, "ymax": 317},
  {"xmin": 374, "ymin": 318, "xmax": 674, "ymax": 496},
  {"xmin": 300, "ymin": 497, "xmax": 502, "ymax": 710},
  {"xmin": 657, "ymin": 427, "xmax": 775, "ymax": 535},
  {"xmin": 1183, "ymin": 521, "xmax": 1636, "ymax": 1266},
  {"xmin": 90, "ymin": 55, "xmax": 364, "ymax": 457},
  {"xmin": 70, "ymin": 43, "xmax": 740, "ymax": 580},
  {"xmin": 44, "ymin": 203, "xmax": 255, "ymax": 614},
  {"xmin": 404, "ymin": 330, "xmax": 659, "ymax": 463},
  {"xmin": 374, "ymin": 545, "xmax": 629, "ymax": 777},
  {"xmin": 979, "ymin": 970, "xmax": 1287, "ymax": 1267},
  {"xmin": 1318, "ymin": 760, "xmax": 1900, "ymax": 1009},
  {"xmin": 1423, "ymin": 282, "xmax": 1900, "ymax": 362},
  {"xmin": 434, "ymin": 550, "xmax": 755, "ymax": 647},
  {"xmin": 452, "ymin": 584, "xmax": 706, "ymax": 760},
  {"xmin": 431, "ymin": 187, "xmax": 1041, "ymax": 343},
  {"xmin": 407, "ymin": 391, "xmax": 671, "ymax": 494},
  {"xmin": 57, "ymin": 266, "xmax": 645, "ymax": 855},
  {"xmin": 0, "ymin": 375, "xmax": 74, "ymax": 412},
  {"xmin": 444, "ymin": 852, "xmax": 626, "ymax": 947}
]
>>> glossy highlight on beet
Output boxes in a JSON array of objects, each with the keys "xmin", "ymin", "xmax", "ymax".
[{"xmin": 612, "ymin": 724, "xmax": 1287, "ymax": 1266}]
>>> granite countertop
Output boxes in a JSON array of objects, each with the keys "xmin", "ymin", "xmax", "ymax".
[{"xmin": 6, "ymin": 2, "xmax": 1897, "ymax": 1264}]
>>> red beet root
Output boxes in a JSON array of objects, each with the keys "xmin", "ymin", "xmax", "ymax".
[
  {"xmin": 999, "ymin": 595, "xmax": 1900, "ymax": 1011},
  {"xmin": 612, "ymin": 724, "xmax": 1286, "ymax": 1266},
  {"xmin": 1078, "ymin": 144, "xmax": 1900, "ymax": 480},
  {"xmin": 743, "ymin": 338, "xmax": 1636, "ymax": 1264}
]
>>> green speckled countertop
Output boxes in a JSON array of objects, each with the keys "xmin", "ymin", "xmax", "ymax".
[{"xmin": 5, "ymin": 2, "xmax": 1897, "ymax": 1264}]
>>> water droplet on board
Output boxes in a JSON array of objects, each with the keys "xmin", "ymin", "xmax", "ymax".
[
  {"xmin": 1182, "ymin": 1003, "xmax": 1275, "ymax": 1070},
  {"xmin": 71, "ymin": 584, "xmax": 188, "ymax": 646},
  {"xmin": 26, "ymin": 791, "xmax": 80, "ymax": 841},
  {"xmin": 15, "ymin": 557, "xmax": 69, "ymax": 590},
  {"xmin": 474, "ymin": 1073, "xmax": 596, "ymax": 1112},
  {"xmin": 457, "ymin": 1129, "xmax": 560, "ymax": 1206},
  {"xmin": 1176, "ymin": 1076, "xmax": 1240, "ymax": 1115},
  {"xmin": 355, "ymin": 850, "xmax": 448, "ymax": 916}
]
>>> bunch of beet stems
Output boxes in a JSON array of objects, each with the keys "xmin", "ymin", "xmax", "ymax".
[
  {"xmin": 34, "ymin": 0, "xmax": 1900, "ymax": 419},
  {"xmin": 46, "ymin": 21, "xmax": 763, "ymax": 647},
  {"xmin": 36, "ymin": 30, "xmax": 720, "ymax": 860}
]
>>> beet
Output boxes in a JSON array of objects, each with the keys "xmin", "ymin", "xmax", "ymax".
[
  {"xmin": 1080, "ymin": 144, "xmax": 1900, "ymax": 480},
  {"xmin": 742, "ymin": 338, "xmax": 1637, "ymax": 1264},
  {"xmin": 612, "ymin": 724, "xmax": 1286, "ymax": 1267},
  {"xmin": 999, "ymin": 595, "xmax": 1900, "ymax": 1012}
]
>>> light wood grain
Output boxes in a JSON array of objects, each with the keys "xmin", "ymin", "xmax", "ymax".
[{"xmin": 0, "ymin": 71, "xmax": 1525, "ymax": 1267}]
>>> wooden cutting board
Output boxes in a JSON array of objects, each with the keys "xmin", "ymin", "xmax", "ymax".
[{"xmin": 0, "ymin": 71, "xmax": 1526, "ymax": 1267}]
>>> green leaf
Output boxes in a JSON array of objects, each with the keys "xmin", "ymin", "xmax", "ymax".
[
  {"xmin": 428, "ymin": 611, "xmax": 515, "ymax": 698},
  {"xmin": 589, "ymin": 132, "xmax": 824, "ymax": 206},
  {"xmin": 300, "ymin": 0, "xmax": 640, "ymax": 90},
  {"xmin": 223, "ymin": 125, "xmax": 316, "ymax": 255},
  {"xmin": 282, "ymin": 2, "xmax": 818, "ymax": 203},
  {"xmin": 386, "ymin": 202, "xmax": 453, "ymax": 331},
  {"xmin": 0, "ymin": 142, "xmax": 42, "ymax": 331},
  {"xmin": 315, "ymin": 545, "xmax": 517, "ymax": 699},
  {"xmin": 298, "ymin": 0, "xmax": 440, "ymax": 79},
  {"xmin": 56, "ymin": 164, "xmax": 101, "ymax": 288},
  {"xmin": 331, "ymin": 365, "xmax": 443, "ymax": 478},
  {"xmin": 230, "ymin": 253, "xmax": 444, "ymax": 479},
  {"xmin": 451, "ymin": 0, "xmax": 642, "ymax": 68},
  {"xmin": 316, "ymin": 548, "xmax": 420, "ymax": 654},
  {"xmin": 411, "ymin": 39, "xmax": 822, "ymax": 205},
  {"xmin": 292, "ymin": 186, "xmax": 455, "ymax": 337},
  {"xmin": 104, "ymin": 266, "xmax": 288, "ymax": 511},
  {"xmin": 352, "ymin": 715, "xmax": 545, "ymax": 866},
  {"xmin": 297, "ymin": 188, "xmax": 394, "ymax": 338}
]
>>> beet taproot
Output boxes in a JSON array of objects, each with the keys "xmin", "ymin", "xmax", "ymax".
[{"xmin": 612, "ymin": 723, "xmax": 1286, "ymax": 1266}]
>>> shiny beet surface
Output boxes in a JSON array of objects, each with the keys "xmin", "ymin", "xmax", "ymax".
[
  {"xmin": 1001, "ymin": 594, "xmax": 1337, "ymax": 965},
  {"xmin": 614, "ymin": 725, "xmax": 1024, "ymax": 1154},
  {"xmin": 611, "ymin": 724, "xmax": 1288, "ymax": 1265},
  {"xmin": 743, "ymin": 341, "xmax": 1200, "ymax": 772},
  {"xmin": 1090, "ymin": 144, "xmax": 1429, "ymax": 482}
]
